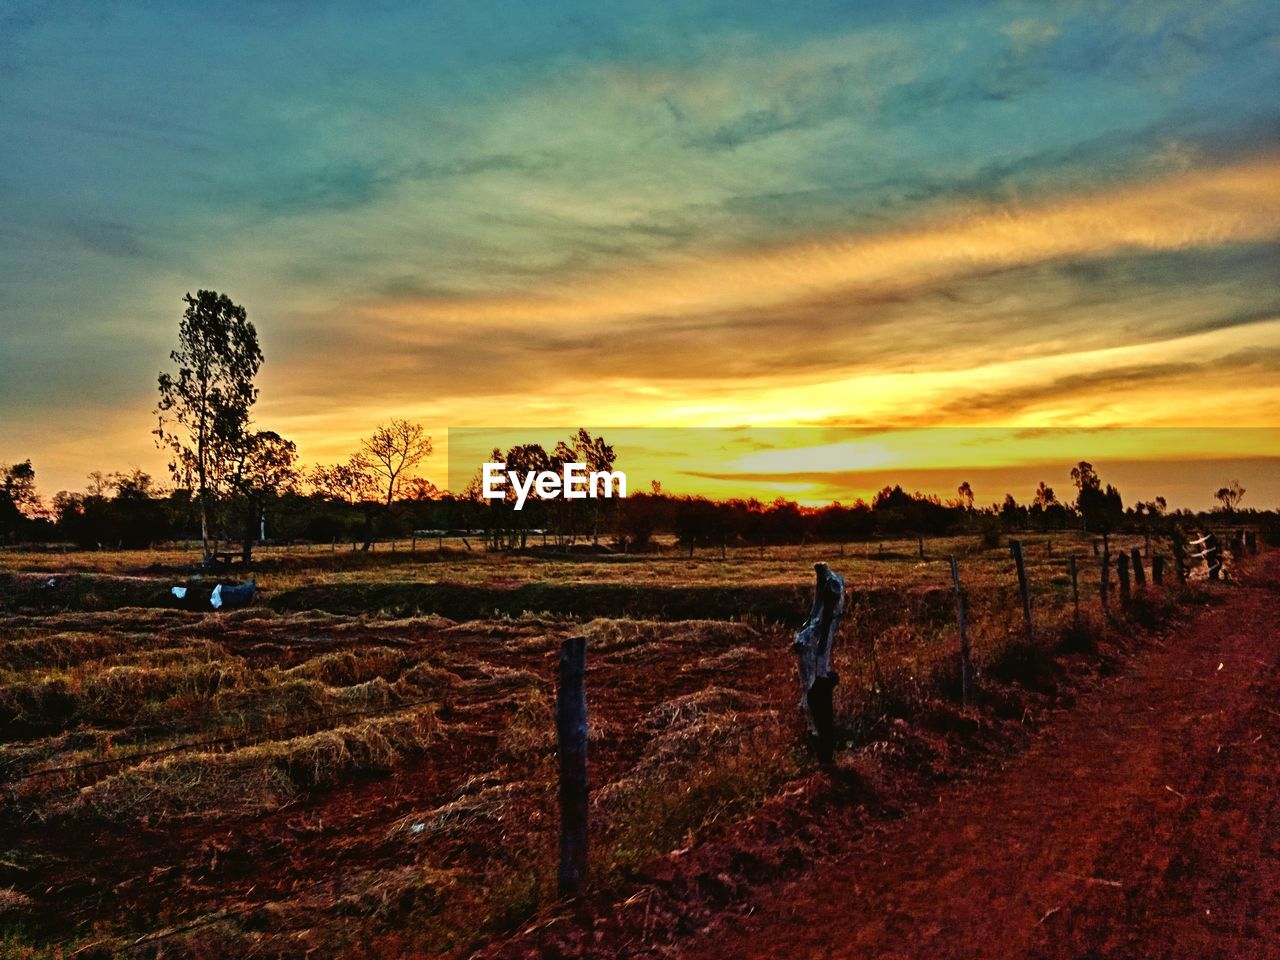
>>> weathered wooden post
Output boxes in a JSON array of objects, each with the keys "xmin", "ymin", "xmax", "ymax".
[
  {"xmin": 1117, "ymin": 552, "xmax": 1131, "ymax": 607},
  {"xmin": 557, "ymin": 636, "xmax": 589, "ymax": 896},
  {"xmin": 1010, "ymin": 539, "xmax": 1033, "ymax": 641},
  {"xmin": 949, "ymin": 557, "xmax": 974, "ymax": 706},
  {"xmin": 411, "ymin": 534, "xmax": 416, "ymax": 553},
  {"xmin": 1204, "ymin": 532, "xmax": 1222, "ymax": 581},
  {"xmin": 1069, "ymin": 555, "xmax": 1080, "ymax": 625},
  {"xmin": 1232, "ymin": 529, "xmax": 1246, "ymax": 558},
  {"xmin": 1130, "ymin": 547, "xmax": 1145, "ymax": 587},
  {"xmin": 1092, "ymin": 539, "xmax": 1100, "ymax": 557},
  {"xmin": 1100, "ymin": 546, "xmax": 1111, "ymax": 617},
  {"xmin": 1152, "ymin": 554, "xmax": 1165, "ymax": 585},
  {"xmin": 792, "ymin": 563, "xmax": 845, "ymax": 764},
  {"xmin": 1171, "ymin": 537, "xmax": 1187, "ymax": 584}
]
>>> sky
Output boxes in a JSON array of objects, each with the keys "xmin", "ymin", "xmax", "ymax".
[{"xmin": 1, "ymin": 1, "xmax": 1278, "ymax": 507}]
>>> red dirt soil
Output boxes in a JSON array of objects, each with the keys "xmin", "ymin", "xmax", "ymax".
[{"xmin": 491, "ymin": 552, "xmax": 1280, "ymax": 960}]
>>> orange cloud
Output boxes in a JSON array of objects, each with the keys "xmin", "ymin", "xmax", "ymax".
[{"xmin": 374, "ymin": 155, "xmax": 1280, "ymax": 331}]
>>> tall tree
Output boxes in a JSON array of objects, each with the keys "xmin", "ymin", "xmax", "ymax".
[{"xmin": 155, "ymin": 290, "xmax": 263, "ymax": 561}]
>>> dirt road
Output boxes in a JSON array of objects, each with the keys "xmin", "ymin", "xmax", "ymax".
[{"xmin": 687, "ymin": 554, "xmax": 1280, "ymax": 960}]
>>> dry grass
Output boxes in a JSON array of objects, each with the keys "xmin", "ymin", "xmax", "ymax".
[
  {"xmin": 597, "ymin": 688, "xmax": 793, "ymax": 877},
  {"xmin": 64, "ymin": 705, "xmax": 439, "ymax": 822},
  {"xmin": 0, "ymin": 531, "xmax": 1208, "ymax": 958}
]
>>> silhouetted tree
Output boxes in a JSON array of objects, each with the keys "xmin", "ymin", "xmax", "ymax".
[
  {"xmin": 360, "ymin": 419, "xmax": 433, "ymax": 509},
  {"xmin": 229, "ymin": 431, "xmax": 299, "ymax": 560},
  {"xmin": 0, "ymin": 460, "xmax": 40, "ymax": 540},
  {"xmin": 1071, "ymin": 460, "xmax": 1124, "ymax": 534},
  {"xmin": 1214, "ymin": 480, "xmax": 1246, "ymax": 512},
  {"xmin": 155, "ymin": 290, "xmax": 263, "ymax": 562}
]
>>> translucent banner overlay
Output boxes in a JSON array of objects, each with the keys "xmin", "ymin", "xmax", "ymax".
[{"xmin": 443, "ymin": 427, "xmax": 1280, "ymax": 511}]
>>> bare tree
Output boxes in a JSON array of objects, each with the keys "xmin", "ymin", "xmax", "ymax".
[{"xmin": 359, "ymin": 419, "xmax": 433, "ymax": 509}]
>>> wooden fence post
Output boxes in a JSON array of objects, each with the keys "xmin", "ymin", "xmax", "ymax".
[
  {"xmin": 557, "ymin": 636, "xmax": 589, "ymax": 897},
  {"xmin": 1206, "ymin": 532, "xmax": 1222, "ymax": 581},
  {"xmin": 1171, "ymin": 537, "xmax": 1187, "ymax": 584},
  {"xmin": 792, "ymin": 563, "xmax": 845, "ymax": 764},
  {"xmin": 950, "ymin": 557, "xmax": 974, "ymax": 706},
  {"xmin": 1010, "ymin": 539, "xmax": 1033, "ymax": 641},
  {"xmin": 1117, "ymin": 553, "xmax": 1131, "ymax": 607},
  {"xmin": 1152, "ymin": 554, "xmax": 1164, "ymax": 585},
  {"xmin": 1100, "ymin": 546, "xmax": 1111, "ymax": 617},
  {"xmin": 1130, "ymin": 547, "xmax": 1145, "ymax": 587},
  {"xmin": 1069, "ymin": 555, "xmax": 1080, "ymax": 625}
]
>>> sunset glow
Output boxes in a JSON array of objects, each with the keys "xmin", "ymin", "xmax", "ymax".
[{"xmin": 2, "ymin": 2, "xmax": 1277, "ymax": 506}]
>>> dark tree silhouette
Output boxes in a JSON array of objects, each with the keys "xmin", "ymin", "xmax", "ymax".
[
  {"xmin": 1214, "ymin": 480, "xmax": 1246, "ymax": 512},
  {"xmin": 155, "ymin": 291, "xmax": 262, "ymax": 562}
]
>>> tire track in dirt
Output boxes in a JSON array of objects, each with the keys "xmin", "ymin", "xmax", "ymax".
[{"xmin": 686, "ymin": 553, "xmax": 1280, "ymax": 960}]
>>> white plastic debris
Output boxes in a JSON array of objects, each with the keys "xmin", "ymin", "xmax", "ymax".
[
  {"xmin": 210, "ymin": 584, "xmax": 223, "ymax": 609},
  {"xmin": 171, "ymin": 586, "xmax": 188, "ymax": 599},
  {"xmin": 409, "ymin": 823, "xmax": 426, "ymax": 835}
]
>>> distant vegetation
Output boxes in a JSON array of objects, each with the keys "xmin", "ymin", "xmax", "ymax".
[{"xmin": 0, "ymin": 289, "xmax": 1274, "ymax": 554}]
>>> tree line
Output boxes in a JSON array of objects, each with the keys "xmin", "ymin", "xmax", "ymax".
[{"xmin": 0, "ymin": 290, "xmax": 1272, "ymax": 557}]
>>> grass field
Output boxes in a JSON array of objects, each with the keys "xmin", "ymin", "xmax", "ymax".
[{"xmin": 0, "ymin": 531, "xmax": 1209, "ymax": 957}]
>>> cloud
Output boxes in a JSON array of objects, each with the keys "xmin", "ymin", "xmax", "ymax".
[{"xmin": 370, "ymin": 156, "xmax": 1280, "ymax": 331}]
